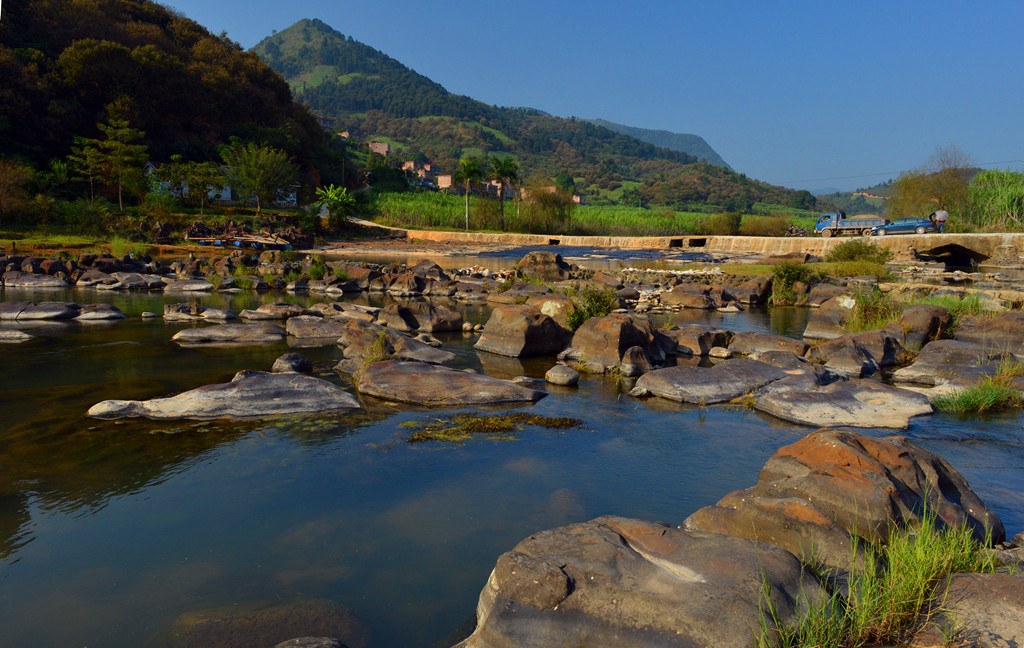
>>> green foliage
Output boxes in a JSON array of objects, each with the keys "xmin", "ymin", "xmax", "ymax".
[
  {"xmin": 361, "ymin": 331, "xmax": 396, "ymax": 367},
  {"xmin": 306, "ymin": 255, "xmax": 327, "ymax": 280},
  {"xmin": 566, "ymin": 285, "xmax": 619, "ymax": 332},
  {"xmin": 108, "ymin": 235, "xmax": 149, "ymax": 258},
  {"xmin": 453, "ymin": 157, "xmax": 483, "ymax": 230},
  {"xmin": 313, "ymin": 184, "xmax": 357, "ymax": 230},
  {"xmin": 888, "ymin": 145, "xmax": 973, "ymax": 222},
  {"xmin": 786, "ymin": 189, "xmax": 817, "ymax": 210},
  {"xmin": 825, "ymin": 239, "xmax": 894, "ymax": 265},
  {"xmin": 0, "ymin": 159, "xmax": 33, "ymax": 226},
  {"xmin": 153, "ymin": 156, "xmax": 223, "ymax": 214},
  {"xmin": 700, "ymin": 211, "xmax": 743, "ymax": 235},
  {"xmin": 933, "ymin": 358, "xmax": 1024, "ymax": 413},
  {"xmin": 844, "ymin": 287, "xmax": 902, "ymax": 333},
  {"xmin": 966, "ymin": 169, "xmax": 1024, "ymax": 231},
  {"xmin": 759, "ymin": 506, "xmax": 998, "ymax": 648},
  {"xmin": 770, "ymin": 261, "xmax": 817, "ymax": 305},
  {"xmin": 219, "ymin": 142, "xmax": 297, "ymax": 214},
  {"xmin": 487, "ymin": 155, "xmax": 519, "ymax": 230},
  {"xmin": 738, "ymin": 214, "xmax": 790, "ymax": 237}
]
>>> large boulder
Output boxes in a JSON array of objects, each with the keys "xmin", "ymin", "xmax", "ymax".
[
  {"xmin": 171, "ymin": 323, "xmax": 286, "ymax": 345},
  {"xmin": 559, "ymin": 313, "xmax": 663, "ymax": 373},
  {"xmin": 629, "ymin": 357, "xmax": 790, "ymax": 404},
  {"xmin": 515, "ymin": 251, "xmax": 572, "ymax": 281},
  {"xmin": 802, "ymin": 294, "xmax": 857, "ymax": 339},
  {"xmin": 308, "ymin": 301, "xmax": 379, "ymax": 322},
  {"xmin": 88, "ymin": 371, "xmax": 361, "ymax": 419},
  {"xmin": 354, "ymin": 360, "xmax": 545, "ymax": 406},
  {"xmin": 728, "ymin": 330, "xmax": 808, "ymax": 357},
  {"xmin": 752, "ymin": 379, "xmax": 932, "ymax": 428},
  {"xmin": 377, "ymin": 302, "xmax": 463, "ymax": 333},
  {"xmin": 2, "ymin": 271, "xmax": 69, "ymax": 288},
  {"xmin": 955, "ymin": 310, "xmax": 1024, "ymax": 355},
  {"xmin": 456, "ymin": 516, "xmax": 824, "ymax": 648},
  {"xmin": 74, "ymin": 303, "xmax": 127, "ymax": 321},
  {"xmin": 735, "ymin": 429, "xmax": 1004, "ymax": 545},
  {"xmin": 891, "ymin": 339, "xmax": 1006, "ymax": 388},
  {"xmin": 929, "ymin": 573, "xmax": 1024, "ymax": 647},
  {"xmin": 661, "ymin": 324, "xmax": 732, "ymax": 356},
  {"xmin": 336, "ymin": 320, "xmax": 455, "ymax": 366},
  {"xmin": 474, "ymin": 305, "xmax": 569, "ymax": 358},
  {"xmin": 4, "ymin": 301, "xmax": 81, "ymax": 320},
  {"xmin": 239, "ymin": 302, "xmax": 318, "ymax": 320},
  {"xmin": 285, "ymin": 315, "xmax": 353, "ymax": 340},
  {"xmin": 898, "ymin": 304, "xmax": 952, "ymax": 348}
]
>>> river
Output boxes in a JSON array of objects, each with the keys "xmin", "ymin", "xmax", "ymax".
[{"xmin": 0, "ymin": 275, "xmax": 1021, "ymax": 647}]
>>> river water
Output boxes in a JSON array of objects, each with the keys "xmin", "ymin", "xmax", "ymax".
[{"xmin": 0, "ymin": 278, "xmax": 1022, "ymax": 648}]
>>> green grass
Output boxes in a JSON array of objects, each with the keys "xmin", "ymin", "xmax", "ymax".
[
  {"xmin": 759, "ymin": 507, "xmax": 999, "ymax": 648},
  {"xmin": 844, "ymin": 286, "xmax": 903, "ymax": 333},
  {"xmin": 770, "ymin": 261, "xmax": 818, "ymax": 305},
  {"xmin": 932, "ymin": 358, "xmax": 1024, "ymax": 413},
  {"xmin": 825, "ymin": 239, "xmax": 894, "ymax": 265},
  {"xmin": 565, "ymin": 285, "xmax": 620, "ymax": 332},
  {"xmin": 109, "ymin": 235, "xmax": 150, "ymax": 258}
]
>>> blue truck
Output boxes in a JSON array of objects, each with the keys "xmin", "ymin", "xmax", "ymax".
[{"xmin": 814, "ymin": 212, "xmax": 888, "ymax": 237}]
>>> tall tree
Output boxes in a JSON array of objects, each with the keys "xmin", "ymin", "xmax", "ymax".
[
  {"xmin": 487, "ymin": 156, "xmax": 519, "ymax": 231},
  {"xmin": 452, "ymin": 157, "xmax": 482, "ymax": 230},
  {"xmin": 313, "ymin": 183, "xmax": 357, "ymax": 230},
  {"xmin": 68, "ymin": 137, "xmax": 106, "ymax": 204},
  {"xmin": 0, "ymin": 159, "xmax": 33, "ymax": 229},
  {"xmin": 91, "ymin": 118, "xmax": 149, "ymax": 212},
  {"xmin": 220, "ymin": 142, "xmax": 297, "ymax": 215}
]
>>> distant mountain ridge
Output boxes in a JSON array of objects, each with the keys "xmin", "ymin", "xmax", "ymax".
[
  {"xmin": 252, "ymin": 19, "xmax": 793, "ymax": 209},
  {"xmin": 583, "ymin": 119, "xmax": 730, "ymax": 169}
]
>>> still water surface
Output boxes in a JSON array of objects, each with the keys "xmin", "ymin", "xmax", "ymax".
[{"xmin": 0, "ymin": 284, "xmax": 1021, "ymax": 647}]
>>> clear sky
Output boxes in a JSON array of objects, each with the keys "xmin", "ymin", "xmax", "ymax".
[{"xmin": 166, "ymin": 0, "xmax": 1024, "ymax": 192}]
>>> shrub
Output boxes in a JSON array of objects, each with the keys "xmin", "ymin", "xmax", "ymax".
[
  {"xmin": 770, "ymin": 261, "xmax": 816, "ymax": 305},
  {"xmin": 307, "ymin": 255, "xmax": 327, "ymax": 280},
  {"xmin": 844, "ymin": 286, "xmax": 902, "ymax": 333},
  {"xmin": 739, "ymin": 214, "xmax": 790, "ymax": 237},
  {"xmin": 566, "ymin": 285, "xmax": 619, "ymax": 332},
  {"xmin": 826, "ymin": 239, "xmax": 893, "ymax": 265},
  {"xmin": 699, "ymin": 211, "xmax": 742, "ymax": 235}
]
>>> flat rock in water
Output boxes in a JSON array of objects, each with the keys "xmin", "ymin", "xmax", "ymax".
[
  {"xmin": 164, "ymin": 278, "xmax": 215, "ymax": 292},
  {"xmin": 75, "ymin": 303, "xmax": 127, "ymax": 320},
  {"xmin": 10, "ymin": 301, "xmax": 80, "ymax": 320},
  {"xmin": 286, "ymin": 315, "xmax": 351, "ymax": 340},
  {"xmin": 87, "ymin": 370, "xmax": 360, "ymax": 419},
  {"xmin": 172, "ymin": 323, "xmax": 286, "ymax": 345},
  {"xmin": 239, "ymin": 302, "xmax": 318, "ymax": 320},
  {"xmin": 164, "ymin": 302, "xmax": 234, "ymax": 322},
  {"xmin": 355, "ymin": 360, "xmax": 545, "ymax": 406},
  {"xmin": 337, "ymin": 320, "xmax": 455, "ymax": 365},
  {"xmin": 2, "ymin": 271, "xmax": 69, "ymax": 288},
  {"xmin": 753, "ymin": 378, "xmax": 932, "ymax": 428},
  {"xmin": 272, "ymin": 352, "xmax": 313, "ymax": 373},
  {"xmin": 891, "ymin": 338, "xmax": 1006, "ymax": 387},
  {"xmin": 455, "ymin": 515, "xmax": 824, "ymax": 648},
  {"xmin": 629, "ymin": 357, "xmax": 789, "ymax": 403}
]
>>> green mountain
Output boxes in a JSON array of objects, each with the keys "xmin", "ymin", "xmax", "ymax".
[
  {"xmin": 252, "ymin": 19, "xmax": 792, "ymax": 209},
  {"xmin": 583, "ymin": 119, "xmax": 730, "ymax": 169},
  {"xmin": 0, "ymin": 0, "xmax": 335, "ymax": 174}
]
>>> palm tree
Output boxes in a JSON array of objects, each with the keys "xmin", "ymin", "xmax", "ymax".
[
  {"xmin": 452, "ymin": 157, "xmax": 482, "ymax": 230},
  {"xmin": 487, "ymin": 156, "xmax": 519, "ymax": 231}
]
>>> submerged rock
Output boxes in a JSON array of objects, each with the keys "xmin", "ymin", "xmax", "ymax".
[
  {"xmin": 629, "ymin": 357, "xmax": 790, "ymax": 404},
  {"xmin": 355, "ymin": 360, "xmax": 545, "ymax": 406},
  {"xmin": 456, "ymin": 515, "xmax": 824, "ymax": 648},
  {"xmin": 88, "ymin": 370, "xmax": 360, "ymax": 419}
]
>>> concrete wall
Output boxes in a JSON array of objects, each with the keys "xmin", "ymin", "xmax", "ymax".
[{"xmin": 403, "ymin": 229, "xmax": 1024, "ymax": 265}]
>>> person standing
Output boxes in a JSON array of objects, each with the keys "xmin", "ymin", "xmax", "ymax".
[{"xmin": 932, "ymin": 209, "xmax": 949, "ymax": 233}]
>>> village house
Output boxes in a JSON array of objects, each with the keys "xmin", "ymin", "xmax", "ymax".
[{"xmin": 368, "ymin": 142, "xmax": 390, "ymax": 156}]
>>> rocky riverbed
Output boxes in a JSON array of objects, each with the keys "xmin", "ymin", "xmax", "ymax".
[{"xmin": 1, "ymin": 245, "xmax": 1023, "ymax": 647}]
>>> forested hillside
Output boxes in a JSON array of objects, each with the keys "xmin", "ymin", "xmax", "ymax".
[
  {"xmin": 0, "ymin": 0, "xmax": 336, "ymax": 172},
  {"xmin": 253, "ymin": 19, "xmax": 792, "ymax": 209},
  {"xmin": 583, "ymin": 119, "xmax": 731, "ymax": 169}
]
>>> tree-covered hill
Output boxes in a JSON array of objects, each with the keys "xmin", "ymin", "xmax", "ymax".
[
  {"xmin": 583, "ymin": 119, "xmax": 731, "ymax": 169},
  {"xmin": 253, "ymin": 18, "xmax": 792, "ymax": 209},
  {"xmin": 0, "ymin": 0, "xmax": 334, "ymax": 172}
]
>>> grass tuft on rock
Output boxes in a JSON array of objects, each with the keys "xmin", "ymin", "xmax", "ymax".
[
  {"xmin": 404, "ymin": 412, "xmax": 583, "ymax": 444},
  {"xmin": 758, "ymin": 507, "xmax": 999, "ymax": 648},
  {"xmin": 566, "ymin": 285, "xmax": 619, "ymax": 331},
  {"xmin": 932, "ymin": 358, "xmax": 1024, "ymax": 413}
]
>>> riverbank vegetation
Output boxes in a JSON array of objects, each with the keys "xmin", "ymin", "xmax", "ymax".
[{"xmin": 758, "ymin": 508, "xmax": 1000, "ymax": 648}]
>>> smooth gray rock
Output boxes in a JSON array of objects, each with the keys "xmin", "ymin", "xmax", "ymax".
[
  {"xmin": 891, "ymin": 339, "xmax": 1006, "ymax": 387},
  {"xmin": 337, "ymin": 320, "xmax": 455, "ymax": 366},
  {"xmin": 172, "ymin": 323, "xmax": 286, "ymax": 345},
  {"xmin": 163, "ymin": 302, "xmax": 234, "ymax": 322},
  {"xmin": 88, "ymin": 370, "xmax": 360, "ymax": 419},
  {"xmin": 355, "ymin": 360, "xmax": 545, "ymax": 406},
  {"xmin": 286, "ymin": 315, "xmax": 352, "ymax": 340},
  {"xmin": 544, "ymin": 364, "xmax": 579, "ymax": 386},
  {"xmin": 74, "ymin": 303, "xmax": 127, "ymax": 321},
  {"xmin": 0, "ymin": 329, "xmax": 34, "ymax": 343},
  {"xmin": 930, "ymin": 573, "xmax": 1024, "ymax": 647},
  {"xmin": 661, "ymin": 324, "xmax": 732, "ymax": 356},
  {"xmin": 239, "ymin": 302, "xmax": 318, "ymax": 320},
  {"xmin": 272, "ymin": 352, "xmax": 314, "ymax": 373},
  {"xmin": 455, "ymin": 515, "xmax": 824, "ymax": 648},
  {"xmin": 12, "ymin": 301, "xmax": 80, "ymax": 320},
  {"xmin": 378, "ymin": 302, "xmax": 463, "ymax": 333},
  {"xmin": 2, "ymin": 271, "xmax": 69, "ymax": 288},
  {"xmin": 728, "ymin": 330, "xmax": 808, "ymax": 357},
  {"xmin": 802, "ymin": 294, "xmax": 856, "ymax": 339},
  {"xmin": 629, "ymin": 357, "xmax": 789, "ymax": 404},
  {"xmin": 163, "ymin": 278, "xmax": 214, "ymax": 292},
  {"xmin": 753, "ymin": 378, "xmax": 932, "ymax": 428}
]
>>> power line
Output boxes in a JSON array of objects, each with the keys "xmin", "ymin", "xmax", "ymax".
[{"xmin": 778, "ymin": 159, "xmax": 1024, "ymax": 186}]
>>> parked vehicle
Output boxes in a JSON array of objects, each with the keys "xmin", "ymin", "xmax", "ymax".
[
  {"xmin": 869, "ymin": 217, "xmax": 937, "ymax": 236},
  {"xmin": 786, "ymin": 225, "xmax": 807, "ymax": 236},
  {"xmin": 814, "ymin": 212, "xmax": 888, "ymax": 237}
]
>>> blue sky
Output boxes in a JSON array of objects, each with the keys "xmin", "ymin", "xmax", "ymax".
[{"xmin": 166, "ymin": 0, "xmax": 1024, "ymax": 192}]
